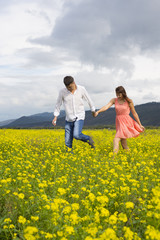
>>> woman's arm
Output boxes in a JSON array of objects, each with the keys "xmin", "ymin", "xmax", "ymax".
[
  {"xmin": 95, "ymin": 98, "xmax": 115, "ymax": 117},
  {"xmin": 129, "ymin": 100, "xmax": 145, "ymax": 131}
]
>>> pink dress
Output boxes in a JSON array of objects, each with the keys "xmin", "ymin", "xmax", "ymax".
[{"xmin": 115, "ymin": 98, "xmax": 143, "ymax": 139}]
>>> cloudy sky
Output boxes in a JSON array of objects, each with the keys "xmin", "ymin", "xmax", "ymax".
[{"xmin": 0, "ymin": 0, "xmax": 160, "ymax": 121}]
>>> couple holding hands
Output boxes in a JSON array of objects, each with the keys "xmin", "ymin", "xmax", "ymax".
[{"xmin": 52, "ymin": 76, "xmax": 144, "ymax": 153}]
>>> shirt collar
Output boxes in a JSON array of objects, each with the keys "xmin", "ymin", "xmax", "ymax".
[{"xmin": 66, "ymin": 84, "xmax": 78, "ymax": 94}]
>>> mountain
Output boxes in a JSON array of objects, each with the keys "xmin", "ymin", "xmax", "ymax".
[
  {"xmin": 0, "ymin": 119, "xmax": 15, "ymax": 127},
  {"xmin": 1, "ymin": 111, "xmax": 65, "ymax": 128},
  {"xmin": 131, "ymin": 102, "xmax": 160, "ymax": 126},
  {"xmin": 1, "ymin": 102, "xmax": 160, "ymax": 128},
  {"xmin": 84, "ymin": 102, "xmax": 160, "ymax": 127}
]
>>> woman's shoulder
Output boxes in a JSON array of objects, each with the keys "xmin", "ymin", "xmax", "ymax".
[
  {"xmin": 128, "ymin": 98, "xmax": 134, "ymax": 108},
  {"xmin": 111, "ymin": 98, "xmax": 116, "ymax": 104},
  {"xmin": 128, "ymin": 98, "xmax": 133, "ymax": 104}
]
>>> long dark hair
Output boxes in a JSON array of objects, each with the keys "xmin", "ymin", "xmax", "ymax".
[{"xmin": 115, "ymin": 86, "xmax": 131, "ymax": 104}]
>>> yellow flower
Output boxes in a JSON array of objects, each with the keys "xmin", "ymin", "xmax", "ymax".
[
  {"xmin": 145, "ymin": 225, "xmax": 160, "ymax": 240},
  {"xmin": 88, "ymin": 193, "xmax": 96, "ymax": 202},
  {"xmin": 100, "ymin": 208, "xmax": 110, "ymax": 217},
  {"xmin": 18, "ymin": 193, "xmax": 25, "ymax": 199},
  {"xmin": 85, "ymin": 237, "xmax": 93, "ymax": 240},
  {"xmin": 65, "ymin": 226, "xmax": 75, "ymax": 235},
  {"xmin": 57, "ymin": 231, "xmax": 63, "ymax": 237},
  {"xmin": 6, "ymin": 190, "xmax": 10, "ymax": 194},
  {"xmin": 118, "ymin": 213, "xmax": 128, "ymax": 222},
  {"xmin": 18, "ymin": 216, "xmax": 27, "ymax": 224},
  {"xmin": 31, "ymin": 216, "xmax": 39, "ymax": 221},
  {"xmin": 44, "ymin": 205, "xmax": 50, "ymax": 210},
  {"xmin": 58, "ymin": 188, "xmax": 66, "ymax": 195},
  {"xmin": 63, "ymin": 206, "xmax": 71, "ymax": 214},
  {"xmin": 24, "ymin": 226, "xmax": 39, "ymax": 240},
  {"xmin": 109, "ymin": 215, "xmax": 118, "ymax": 225},
  {"xmin": 4, "ymin": 218, "xmax": 12, "ymax": 223},
  {"xmin": 13, "ymin": 233, "xmax": 17, "ymax": 239},
  {"xmin": 70, "ymin": 212, "xmax": 79, "ymax": 225},
  {"xmin": 23, "ymin": 234, "xmax": 37, "ymax": 240},
  {"xmin": 71, "ymin": 194, "xmax": 79, "ymax": 199},
  {"xmin": 147, "ymin": 211, "xmax": 153, "ymax": 217},
  {"xmin": 13, "ymin": 192, "xmax": 18, "ymax": 196},
  {"xmin": 71, "ymin": 203, "xmax": 80, "ymax": 211},
  {"xmin": 97, "ymin": 195, "xmax": 109, "ymax": 205},
  {"xmin": 3, "ymin": 225, "xmax": 8, "ymax": 229},
  {"xmin": 125, "ymin": 202, "xmax": 134, "ymax": 209},
  {"xmin": 123, "ymin": 227, "xmax": 134, "ymax": 240},
  {"xmin": 86, "ymin": 226, "xmax": 98, "ymax": 237},
  {"xmin": 45, "ymin": 233, "xmax": 53, "ymax": 239},
  {"xmin": 41, "ymin": 194, "xmax": 48, "ymax": 201},
  {"xmin": 9, "ymin": 224, "xmax": 15, "ymax": 229},
  {"xmin": 99, "ymin": 228, "xmax": 118, "ymax": 240},
  {"xmin": 81, "ymin": 215, "xmax": 90, "ymax": 222}
]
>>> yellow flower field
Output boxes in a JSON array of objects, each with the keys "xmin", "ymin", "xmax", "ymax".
[{"xmin": 0, "ymin": 129, "xmax": 160, "ymax": 240}]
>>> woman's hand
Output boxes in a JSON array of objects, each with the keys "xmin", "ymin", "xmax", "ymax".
[
  {"xmin": 140, "ymin": 125, "xmax": 145, "ymax": 131},
  {"xmin": 94, "ymin": 111, "xmax": 99, "ymax": 117}
]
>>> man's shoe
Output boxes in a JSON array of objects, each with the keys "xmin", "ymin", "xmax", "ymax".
[{"xmin": 88, "ymin": 136, "xmax": 95, "ymax": 149}]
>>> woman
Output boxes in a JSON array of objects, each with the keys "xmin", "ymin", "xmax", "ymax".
[{"xmin": 95, "ymin": 86, "xmax": 144, "ymax": 153}]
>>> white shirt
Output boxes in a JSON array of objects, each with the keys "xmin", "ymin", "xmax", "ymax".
[{"xmin": 54, "ymin": 85, "xmax": 95, "ymax": 122}]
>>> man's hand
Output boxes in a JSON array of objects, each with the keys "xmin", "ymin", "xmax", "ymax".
[
  {"xmin": 95, "ymin": 112, "xmax": 99, "ymax": 117},
  {"xmin": 92, "ymin": 111, "xmax": 98, "ymax": 117},
  {"xmin": 52, "ymin": 117, "xmax": 57, "ymax": 126},
  {"xmin": 94, "ymin": 111, "xmax": 99, "ymax": 117},
  {"xmin": 92, "ymin": 111, "xmax": 96, "ymax": 117}
]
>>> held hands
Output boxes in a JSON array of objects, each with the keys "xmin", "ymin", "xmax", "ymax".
[{"xmin": 92, "ymin": 111, "xmax": 99, "ymax": 117}]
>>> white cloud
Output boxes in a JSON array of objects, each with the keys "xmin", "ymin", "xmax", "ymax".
[
  {"xmin": 32, "ymin": 0, "xmax": 160, "ymax": 69},
  {"xmin": 0, "ymin": 0, "xmax": 160, "ymax": 121}
]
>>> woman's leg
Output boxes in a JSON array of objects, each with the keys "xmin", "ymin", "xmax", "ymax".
[
  {"xmin": 121, "ymin": 139, "xmax": 129, "ymax": 151},
  {"xmin": 113, "ymin": 137, "xmax": 121, "ymax": 153}
]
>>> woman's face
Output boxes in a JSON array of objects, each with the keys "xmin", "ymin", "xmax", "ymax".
[{"xmin": 116, "ymin": 92, "xmax": 123, "ymax": 100}]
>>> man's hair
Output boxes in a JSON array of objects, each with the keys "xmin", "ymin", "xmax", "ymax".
[{"xmin": 63, "ymin": 76, "xmax": 74, "ymax": 86}]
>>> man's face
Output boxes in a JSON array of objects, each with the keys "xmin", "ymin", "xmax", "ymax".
[{"xmin": 66, "ymin": 82, "xmax": 76, "ymax": 92}]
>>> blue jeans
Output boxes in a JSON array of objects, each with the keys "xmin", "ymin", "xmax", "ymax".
[{"xmin": 65, "ymin": 120, "xmax": 90, "ymax": 148}]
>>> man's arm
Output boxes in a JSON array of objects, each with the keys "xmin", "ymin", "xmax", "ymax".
[
  {"xmin": 52, "ymin": 91, "xmax": 63, "ymax": 126},
  {"xmin": 82, "ymin": 87, "xmax": 96, "ymax": 114}
]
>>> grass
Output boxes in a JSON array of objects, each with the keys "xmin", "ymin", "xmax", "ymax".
[{"xmin": 0, "ymin": 129, "xmax": 160, "ymax": 239}]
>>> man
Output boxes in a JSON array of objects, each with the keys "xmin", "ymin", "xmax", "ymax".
[{"xmin": 52, "ymin": 76, "xmax": 96, "ymax": 150}]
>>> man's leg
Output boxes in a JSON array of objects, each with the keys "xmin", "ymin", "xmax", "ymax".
[
  {"xmin": 65, "ymin": 121, "xmax": 74, "ymax": 149},
  {"xmin": 73, "ymin": 120, "xmax": 95, "ymax": 148}
]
